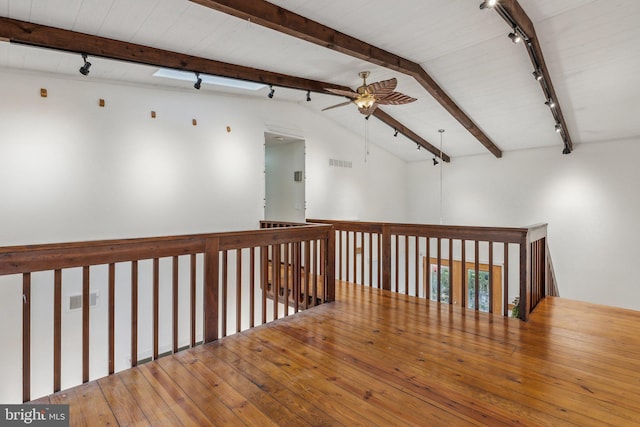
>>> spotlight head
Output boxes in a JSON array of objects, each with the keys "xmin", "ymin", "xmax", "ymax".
[
  {"xmin": 194, "ymin": 72, "xmax": 202, "ymax": 90},
  {"xmin": 532, "ymin": 70, "xmax": 542, "ymax": 81},
  {"xmin": 508, "ymin": 30, "xmax": 522, "ymax": 44},
  {"xmin": 79, "ymin": 53, "xmax": 91, "ymax": 76},
  {"xmin": 268, "ymin": 85, "xmax": 275, "ymax": 99},
  {"xmin": 433, "ymin": 158, "xmax": 439, "ymax": 166},
  {"xmin": 306, "ymin": 90, "xmax": 311, "ymax": 102},
  {"xmin": 416, "ymin": 144, "xmax": 421, "ymax": 151},
  {"xmin": 555, "ymin": 123, "xmax": 562, "ymax": 133},
  {"xmin": 562, "ymin": 146, "xmax": 571, "ymax": 155},
  {"xmin": 545, "ymin": 99, "xmax": 556, "ymax": 108},
  {"xmin": 479, "ymin": 0, "xmax": 497, "ymax": 9},
  {"xmin": 394, "ymin": 129, "xmax": 399, "ymax": 137}
]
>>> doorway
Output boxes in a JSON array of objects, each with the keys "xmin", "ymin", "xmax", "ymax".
[{"xmin": 264, "ymin": 132, "xmax": 306, "ymax": 222}]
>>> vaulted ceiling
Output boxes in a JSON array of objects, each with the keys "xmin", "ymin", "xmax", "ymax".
[{"xmin": 1, "ymin": 0, "xmax": 638, "ymax": 162}]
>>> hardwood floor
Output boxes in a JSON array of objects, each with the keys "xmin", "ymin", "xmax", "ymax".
[{"xmin": 35, "ymin": 282, "xmax": 640, "ymax": 426}]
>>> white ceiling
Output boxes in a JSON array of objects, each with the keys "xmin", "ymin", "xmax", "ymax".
[{"xmin": 1, "ymin": 0, "xmax": 638, "ymax": 162}]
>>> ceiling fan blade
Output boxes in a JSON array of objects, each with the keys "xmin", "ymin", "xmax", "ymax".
[
  {"xmin": 376, "ymin": 92, "xmax": 417, "ymax": 105},
  {"xmin": 358, "ymin": 103, "xmax": 379, "ymax": 116},
  {"xmin": 321, "ymin": 100, "xmax": 353, "ymax": 111},
  {"xmin": 324, "ymin": 88, "xmax": 359, "ymax": 98},
  {"xmin": 367, "ymin": 78, "xmax": 397, "ymax": 97}
]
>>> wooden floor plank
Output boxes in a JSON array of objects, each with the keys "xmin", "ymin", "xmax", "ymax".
[{"xmin": 39, "ymin": 281, "xmax": 640, "ymax": 426}]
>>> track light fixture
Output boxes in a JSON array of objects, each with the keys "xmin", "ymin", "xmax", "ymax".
[
  {"xmin": 532, "ymin": 70, "xmax": 542, "ymax": 81},
  {"xmin": 433, "ymin": 158, "xmax": 439, "ymax": 166},
  {"xmin": 193, "ymin": 72, "xmax": 202, "ymax": 90},
  {"xmin": 268, "ymin": 85, "xmax": 275, "ymax": 98},
  {"xmin": 394, "ymin": 129, "xmax": 399, "ymax": 137},
  {"xmin": 416, "ymin": 144, "xmax": 421, "ymax": 151},
  {"xmin": 508, "ymin": 28, "xmax": 522, "ymax": 44},
  {"xmin": 562, "ymin": 146, "xmax": 571, "ymax": 155},
  {"xmin": 545, "ymin": 99, "xmax": 556, "ymax": 108},
  {"xmin": 79, "ymin": 53, "xmax": 91, "ymax": 76},
  {"xmin": 479, "ymin": 0, "xmax": 497, "ymax": 9},
  {"xmin": 555, "ymin": 123, "xmax": 562, "ymax": 133},
  {"xmin": 306, "ymin": 90, "xmax": 311, "ymax": 102}
]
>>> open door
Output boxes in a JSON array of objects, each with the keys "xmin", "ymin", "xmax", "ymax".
[{"xmin": 264, "ymin": 132, "xmax": 306, "ymax": 222}]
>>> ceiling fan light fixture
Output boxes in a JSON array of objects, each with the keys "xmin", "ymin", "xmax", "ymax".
[{"xmin": 354, "ymin": 93, "xmax": 376, "ymax": 109}]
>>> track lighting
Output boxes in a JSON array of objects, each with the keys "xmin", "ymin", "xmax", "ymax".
[
  {"xmin": 306, "ymin": 90, "xmax": 311, "ymax": 102},
  {"xmin": 268, "ymin": 85, "xmax": 275, "ymax": 98},
  {"xmin": 394, "ymin": 129, "xmax": 399, "ymax": 137},
  {"xmin": 555, "ymin": 123, "xmax": 562, "ymax": 133},
  {"xmin": 79, "ymin": 54, "xmax": 91, "ymax": 76},
  {"xmin": 433, "ymin": 158, "xmax": 439, "ymax": 166},
  {"xmin": 532, "ymin": 70, "xmax": 542, "ymax": 81},
  {"xmin": 545, "ymin": 99, "xmax": 556, "ymax": 108},
  {"xmin": 416, "ymin": 144, "xmax": 421, "ymax": 151},
  {"xmin": 193, "ymin": 72, "xmax": 202, "ymax": 90},
  {"xmin": 479, "ymin": 0, "xmax": 497, "ymax": 9},
  {"xmin": 562, "ymin": 146, "xmax": 571, "ymax": 155},
  {"xmin": 508, "ymin": 29, "xmax": 522, "ymax": 44}
]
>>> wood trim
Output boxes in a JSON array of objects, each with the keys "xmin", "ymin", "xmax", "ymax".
[
  {"xmin": 131, "ymin": 261, "xmax": 138, "ymax": 367},
  {"xmin": 53, "ymin": 269, "xmax": 62, "ymax": 391},
  {"xmin": 108, "ymin": 263, "xmax": 115, "ymax": 375},
  {"xmin": 189, "ymin": 0, "xmax": 501, "ymax": 158},
  {"xmin": 82, "ymin": 266, "xmax": 90, "ymax": 383}
]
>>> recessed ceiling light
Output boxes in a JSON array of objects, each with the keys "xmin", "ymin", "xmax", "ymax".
[{"xmin": 153, "ymin": 68, "xmax": 267, "ymax": 91}]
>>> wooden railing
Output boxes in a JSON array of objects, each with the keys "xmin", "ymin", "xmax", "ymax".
[
  {"xmin": 0, "ymin": 224, "xmax": 334, "ymax": 402},
  {"xmin": 307, "ymin": 219, "xmax": 551, "ymax": 321}
]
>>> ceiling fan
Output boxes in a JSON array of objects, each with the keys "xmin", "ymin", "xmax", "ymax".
[{"xmin": 322, "ymin": 71, "xmax": 417, "ymax": 116}]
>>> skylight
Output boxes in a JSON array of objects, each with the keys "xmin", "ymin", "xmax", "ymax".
[{"xmin": 153, "ymin": 68, "xmax": 267, "ymax": 91}]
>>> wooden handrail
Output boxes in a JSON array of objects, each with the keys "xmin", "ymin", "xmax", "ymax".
[{"xmin": 1, "ymin": 224, "xmax": 334, "ymax": 402}]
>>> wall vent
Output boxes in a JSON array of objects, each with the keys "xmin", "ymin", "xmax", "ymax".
[
  {"xmin": 329, "ymin": 158, "xmax": 352, "ymax": 169},
  {"xmin": 69, "ymin": 293, "xmax": 99, "ymax": 310}
]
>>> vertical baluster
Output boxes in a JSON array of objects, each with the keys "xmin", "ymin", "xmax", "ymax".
[
  {"xmin": 394, "ymin": 235, "xmax": 399, "ymax": 293},
  {"xmin": 204, "ymin": 238, "xmax": 220, "ymax": 343},
  {"xmin": 236, "ymin": 249, "xmax": 242, "ymax": 333},
  {"xmin": 489, "ymin": 242, "xmax": 494, "ymax": 314},
  {"xmin": 352, "ymin": 232, "xmax": 357, "ymax": 284},
  {"xmin": 172, "ymin": 256, "xmax": 179, "ymax": 353},
  {"xmin": 108, "ymin": 264, "xmax": 115, "ymax": 374},
  {"xmin": 293, "ymin": 243, "xmax": 300, "ymax": 314},
  {"xmin": 360, "ymin": 232, "xmax": 365, "ymax": 287},
  {"xmin": 368, "ymin": 232, "xmax": 373, "ymax": 288},
  {"xmin": 378, "ymin": 233, "xmax": 382, "ymax": 289},
  {"xmin": 414, "ymin": 236, "xmax": 419, "ymax": 297},
  {"xmin": 474, "ymin": 241, "xmax": 480, "ymax": 311},
  {"xmin": 261, "ymin": 245, "xmax": 268, "ymax": 324},
  {"xmin": 319, "ymin": 239, "xmax": 325, "ymax": 301},
  {"xmin": 222, "ymin": 250, "xmax": 228, "ymax": 337},
  {"xmin": 153, "ymin": 259, "xmax": 159, "ymax": 360},
  {"xmin": 273, "ymin": 244, "xmax": 280, "ymax": 320},
  {"xmin": 404, "ymin": 235, "xmax": 409, "ymax": 294},
  {"xmin": 305, "ymin": 241, "xmax": 311, "ymax": 310},
  {"xmin": 54, "ymin": 269, "xmax": 62, "ymax": 390},
  {"xmin": 437, "ymin": 238, "xmax": 441, "ymax": 302},
  {"xmin": 82, "ymin": 266, "xmax": 90, "ymax": 382},
  {"xmin": 312, "ymin": 240, "xmax": 318, "ymax": 306},
  {"xmin": 449, "ymin": 239, "xmax": 454, "ymax": 305},
  {"xmin": 283, "ymin": 243, "xmax": 289, "ymax": 315},
  {"xmin": 461, "ymin": 241, "xmax": 466, "ymax": 309},
  {"xmin": 250, "ymin": 247, "xmax": 256, "ymax": 328},
  {"xmin": 131, "ymin": 260, "xmax": 138, "ymax": 366},
  {"xmin": 22, "ymin": 273, "xmax": 31, "ymax": 403},
  {"xmin": 503, "ymin": 244, "xmax": 509, "ymax": 317},
  {"xmin": 346, "ymin": 231, "xmax": 350, "ymax": 283},
  {"xmin": 190, "ymin": 254, "xmax": 196, "ymax": 347},
  {"xmin": 338, "ymin": 230, "xmax": 343, "ymax": 282},
  {"xmin": 425, "ymin": 237, "xmax": 431, "ymax": 299}
]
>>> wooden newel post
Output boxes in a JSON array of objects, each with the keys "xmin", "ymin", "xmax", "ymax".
[
  {"xmin": 204, "ymin": 237, "xmax": 220, "ymax": 343},
  {"xmin": 382, "ymin": 224, "xmax": 392, "ymax": 291},
  {"xmin": 325, "ymin": 226, "xmax": 336, "ymax": 302}
]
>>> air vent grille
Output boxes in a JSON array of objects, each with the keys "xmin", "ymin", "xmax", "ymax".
[
  {"xmin": 69, "ymin": 293, "xmax": 99, "ymax": 310},
  {"xmin": 329, "ymin": 158, "xmax": 352, "ymax": 168}
]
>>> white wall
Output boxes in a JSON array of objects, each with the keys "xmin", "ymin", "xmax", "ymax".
[
  {"xmin": 407, "ymin": 139, "xmax": 640, "ymax": 311},
  {"xmin": 0, "ymin": 67, "xmax": 408, "ymax": 403},
  {"xmin": 265, "ymin": 140, "xmax": 305, "ymax": 222}
]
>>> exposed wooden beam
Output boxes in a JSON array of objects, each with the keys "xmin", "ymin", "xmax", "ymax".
[
  {"xmin": 190, "ymin": 0, "xmax": 502, "ymax": 158},
  {"xmin": 495, "ymin": 0, "xmax": 573, "ymax": 152},
  {"xmin": 0, "ymin": 16, "xmax": 449, "ymax": 161}
]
